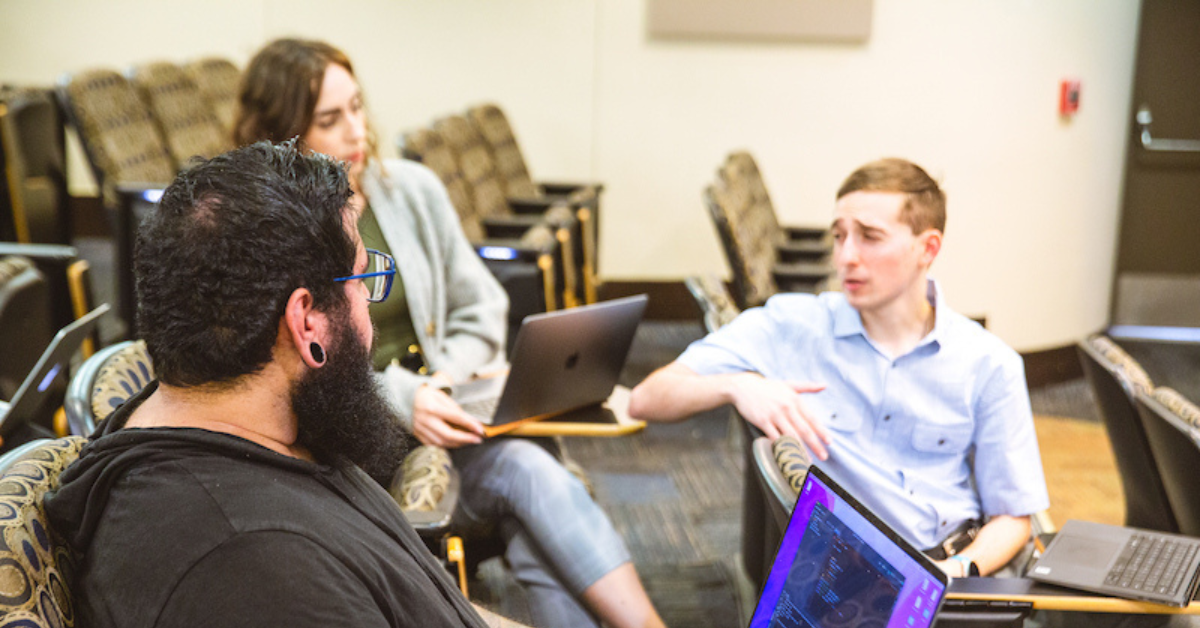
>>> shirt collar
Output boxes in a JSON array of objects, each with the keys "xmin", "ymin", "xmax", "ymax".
[{"xmin": 832, "ymin": 278, "xmax": 946, "ymax": 349}]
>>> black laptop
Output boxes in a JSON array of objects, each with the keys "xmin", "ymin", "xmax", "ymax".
[
  {"xmin": 0, "ymin": 304, "xmax": 109, "ymax": 438},
  {"xmin": 749, "ymin": 465, "xmax": 950, "ymax": 628},
  {"xmin": 1029, "ymin": 519, "xmax": 1200, "ymax": 607},
  {"xmin": 451, "ymin": 294, "xmax": 647, "ymax": 437}
]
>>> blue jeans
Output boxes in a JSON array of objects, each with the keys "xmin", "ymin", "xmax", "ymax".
[{"xmin": 451, "ymin": 438, "xmax": 631, "ymax": 628}]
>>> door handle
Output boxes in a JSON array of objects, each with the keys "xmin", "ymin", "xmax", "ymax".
[{"xmin": 1137, "ymin": 106, "xmax": 1200, "ymax": 153}]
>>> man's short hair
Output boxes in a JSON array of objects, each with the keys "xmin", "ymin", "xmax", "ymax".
[
  {"xmin": 135, "ymin": 141, "xmax": 356, "ymax": 387},
  {"xmin": 836, "ymin": 158, "xmax": 946, "ymax": 234}
]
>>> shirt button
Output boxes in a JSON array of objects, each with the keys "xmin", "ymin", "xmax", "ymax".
[
  {"xmin": 938, "ymin": 438, "xmax": 946, "ymax": 446},
  {"xmin": 426, "ymin": 321, "xmax": 436, "ymax": 336},
  {"xmin": 884, "ymin": 415, "xmax": 891, "ymax": 421},
  {"xmin": 941, "ymin": 520, "xmax": 948, "ymax": 527}
]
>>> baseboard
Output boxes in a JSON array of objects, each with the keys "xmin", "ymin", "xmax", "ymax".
[
  {"xmin": 599, "ymin": 280, "xmax": 699, "ymax": 321},
  {"xmin": 1021, "ymin": 344, "xmax": 1082, "ymax": 389}
]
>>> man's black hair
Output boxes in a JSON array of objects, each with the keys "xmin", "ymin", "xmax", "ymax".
[{"xmin": 135, "ymin": 140, "xmax": 356, "ymax": 387}]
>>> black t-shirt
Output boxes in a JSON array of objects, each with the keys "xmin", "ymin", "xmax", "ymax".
[{"xmin": 45, "ymin": 382, "xmax": 485, "ymax": 628}]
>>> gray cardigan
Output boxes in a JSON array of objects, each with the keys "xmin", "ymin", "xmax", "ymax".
[{"xmin": 364, "ymin": 159, "xmax": 509, "ymax": 428}]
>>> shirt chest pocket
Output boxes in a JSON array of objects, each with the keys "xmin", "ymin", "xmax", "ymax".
[{"xmin": 911, "ymin": 422, "xmax": 974, "ymax": 455}]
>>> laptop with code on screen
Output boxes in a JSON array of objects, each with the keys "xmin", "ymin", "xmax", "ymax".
[{"xmin": 749, "ymin": 465, "xmax": 949, "ymax": 628}]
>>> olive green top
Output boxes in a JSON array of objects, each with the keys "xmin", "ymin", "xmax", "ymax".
[{"xmin": 358, "ymin": 204, "xmax": 418, "ymax": 371}]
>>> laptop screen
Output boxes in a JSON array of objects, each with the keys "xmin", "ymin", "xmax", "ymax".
[{"xmin": 749, "ymin": 465, "xmax": 948, "ymax": 628}]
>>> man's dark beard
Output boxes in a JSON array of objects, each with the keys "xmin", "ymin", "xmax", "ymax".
[{"xmin": 292, "ymin": 311, "xmax": 408, "ymax": 484}]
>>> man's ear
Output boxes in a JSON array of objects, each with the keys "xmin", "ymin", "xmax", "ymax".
[
  {"xmin": 918, "ymin": 229, "xmax": 943, "ymax": 266},
  {"xmin": 282, "ymin": 287, "xmax": 329, "ymax": 368}
]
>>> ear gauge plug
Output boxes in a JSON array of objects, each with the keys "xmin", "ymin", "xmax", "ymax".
[{"xmin": 310, "ymin": 342, "xmax": 326, "ymax": 365}]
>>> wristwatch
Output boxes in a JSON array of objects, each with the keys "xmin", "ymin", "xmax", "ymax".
[{"xmin": 949, "ymin": 555, "xmax": 979, "ymax": 577}]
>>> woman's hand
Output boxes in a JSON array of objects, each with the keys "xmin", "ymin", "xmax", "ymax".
[{"xmin": 411, "ymin": 384, "xmax": 485, "ymax": 448}]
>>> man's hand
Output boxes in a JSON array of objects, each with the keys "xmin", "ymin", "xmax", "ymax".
[
  {"xmin": 411, "ymin": 384, "xmax": 484, "ymax": 448},
  {"xmin": 727, "ymin": 373, "xmax": 831, "ymax": 460}
]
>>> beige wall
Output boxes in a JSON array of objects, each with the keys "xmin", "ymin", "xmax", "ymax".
[{"xmin": 0, "ymin": 0, "xmax": 1140, "ymax": 351}]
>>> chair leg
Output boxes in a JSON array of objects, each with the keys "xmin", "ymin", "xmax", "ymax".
[
  {"xmin": 556, "ymin": 227, "xmax": 579, "ymax": 309},
  {"xmin": 445, "ymin": 535, "xmax": 469, "ymax": 597},
  {"xmin": 579, "ymin": 207, "xmax": 599, "ymax": 305},
  {"xmin": 538, "ymin": 254, "xmax": 557, "ymax": 312}
]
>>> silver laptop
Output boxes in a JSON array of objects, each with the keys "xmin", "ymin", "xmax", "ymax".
[
  {"xmin": 0, "ymin": 304, "xmax": 109, "ymax": 438},
  {"xmin": 1029, "ymin": 519, "xmax": 1200, "ymax": 607},
  {"xmin": 452, "ymin": 295, "xmax": 647, "ymax": 436},
  {"xmin": 749, "ymin": 465, "xmax": 950, "ymax": 628}
]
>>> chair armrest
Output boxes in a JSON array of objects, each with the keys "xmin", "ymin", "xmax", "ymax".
[
  {"xmin": 481, "ymin": 216, "xmax": 543, "ymax": 240},
  {"xmin": 506, "ymin": 197, "xmax": 557, "ymax": 214},
  {"xmin": 781, "ymin": 225, "xmax": 829, "ymax": 242},
  {"xmin": 776, "ymin": 240, "xmax": 831, "ymax": 263},
  {"xmin": 773, "ymin": 261, "xmax": 834, "ymax": 282},
  {"xmin": 539, "ymin": 181, "xmax": 604, "ymax": 196},
  {"xmin": 0, "ymin": 242, "xmax": 78, "ymax": 264}
]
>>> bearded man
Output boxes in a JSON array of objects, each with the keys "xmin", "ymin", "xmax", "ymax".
[{"xmin": 46, "ymin": 142, "xmax": 519, "ymax": 627}]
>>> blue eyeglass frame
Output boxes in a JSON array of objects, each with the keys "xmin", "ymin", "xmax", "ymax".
[{"xmin": 334, "ymin": 248, "xmax": 397, "ymax": 303}]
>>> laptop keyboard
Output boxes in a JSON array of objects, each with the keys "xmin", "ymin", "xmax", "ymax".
[
  {"xmin": 1103, "ymin": 533, "xmax": 1199, "ymax": 596},
  {"xmin": 459, "ymin": 396, "xmax": 499, "ymax": 421}
]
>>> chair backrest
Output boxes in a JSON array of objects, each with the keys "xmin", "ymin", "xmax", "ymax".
[
  {"xmin": 64, "ymin": 340, "xmax": 153, "ymax": 437},
  {"xmin": 684, "ymin": 274, "xmax": 740, "ymax": 334},
  {"xmin": 719, "ymin": 151, "xmax": 784, "ymax": 246},
  {"xmin": 399, "ymin": 126, "xmax": 485, "ymax": 242},
  {"xmin": 182, "ymin": 57, "xmax": 240, "ymax": 136},
  {"xmin": 1135, "ymin": 388, "xmax": 1200, "ymax": 537},
  {"xmin": 0, "ymin": 435, "xmax": 87, "ymax": 625},
  {"xmin": 130, "ymin": 61, "xmax": 231, "ymax": 169},
  {"xmin": 704, "ymin": 180, "xmax": 777, "ymax": 309},
  {"xmin": 466, "ymin": 103, "xmax": 540, "ymax": 199},
  {"xmin": 57, "ymin": 69, "xmax": 175, "ymax": 204},
  {"xmin": 0, "ymin": 256, "xmax": 53, "ymax": 401},
  {"xmin": 434, "ymin": 114, "xmax": 511, "ymax": 222},
  {"xmin": 1077, "ymin": 336, "xmax": 1177, "ymax": 531},
  {"xmin": 0, "ymin": 87, "xmax": 70, "ymax": 244}
]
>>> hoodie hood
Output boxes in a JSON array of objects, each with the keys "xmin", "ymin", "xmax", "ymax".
[{"xmin": 45, "ymin": 382, "xmax": 328, "ymax": 554}]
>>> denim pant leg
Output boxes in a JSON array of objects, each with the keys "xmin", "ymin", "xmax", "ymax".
[{"xmin": 451, "ymin": 439, "xmax": 632, "ymax": 626}]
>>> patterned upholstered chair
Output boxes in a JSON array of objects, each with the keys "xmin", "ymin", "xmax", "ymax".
[
  {"xmin": 1135, "ymin": 388, "xmax": 1200, "ymax": 537},
  {"xmin": 434, "ymin": 114, "xmax": 581, "ymax": 308},
  {"xmin": 64, "ymin": 340, "xmax": 153, "ymax": 436},
  {"xmin": 399, "ymin": 126, "xmax": 565, "ymax": 323},
  {"xmin": 0, "ymin": 435, "xmax": 87, "ymax": 626},
  {"xmin": 704, "ymin": 179, "xmax": 831, "ymax": 310},
  {"xmin": 129, "ymin": 61, "xmax": 232, "ymax": 169},
  {"xmin": 684, "ymin": 274, "xmax": 740, "ymax": 335},
  {"xmin": 1077, "ymin": 335, "xmax": 1177, "ymax": 531},
  {"xmin": 719, "ymin": 152, "xmax": 831, "ymax": 259},
  {"xmin": 0, "ymin": 87, "xmax": 70, "ymax": 245},
  {"xmin": 466, "ymin": 104, "xmax": 602, "ymax": 304},
  {"xmin": 706, "ymin": 153, "xmax": 834, "ymax": 309},
  {"xmin": 56, "ymin": 69, "xmax": 175, "ymax": 206},
  {"xmin": 182, "ymin": 58, "xmax": 241, "ymax": 136}
]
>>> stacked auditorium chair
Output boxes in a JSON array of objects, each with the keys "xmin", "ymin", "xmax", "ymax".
[
  {"xmin": 704, "ymin": 151, "xmax": 834, "ymax": 309},
  {"xmin": 400, "ymin": 124, "xmax": 566, "ymax": 343},
  {"xmin": 466, "ymin": 103, "xmax": 603, "ymax": 305}
]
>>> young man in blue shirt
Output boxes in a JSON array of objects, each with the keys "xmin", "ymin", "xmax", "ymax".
[{"xmin": 630, "ymin": 158, "xmax": 1049, "ymax": 577}]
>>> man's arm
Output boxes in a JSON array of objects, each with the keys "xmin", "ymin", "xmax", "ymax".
[
  {"xmin": 630, "ymin": 362, "xmax": 831, "ymax": 459},
  {"xmin": 935, "ymin": 514, "xmax": 1031, "ymax": 577}
]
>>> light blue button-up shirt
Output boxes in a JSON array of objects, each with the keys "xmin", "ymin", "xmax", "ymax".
[{"xmin": 678, "ymin": 281, "xmax": 1049, "ymax": 550}]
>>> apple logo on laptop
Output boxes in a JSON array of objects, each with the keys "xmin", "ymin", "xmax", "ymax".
[{"xmin": 565, "ymin": 352, "xmax": 580, "ymax": 370}]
